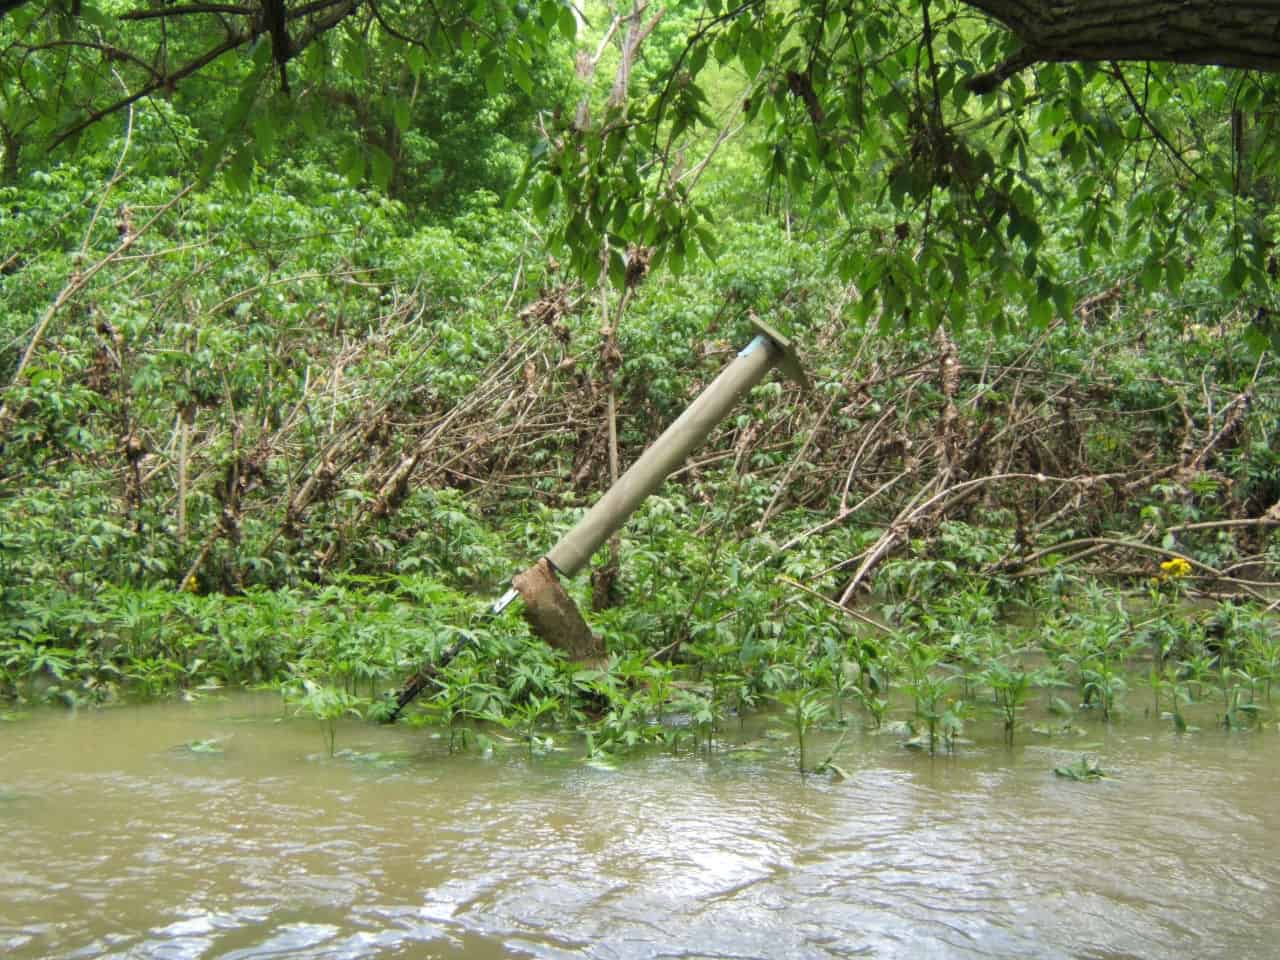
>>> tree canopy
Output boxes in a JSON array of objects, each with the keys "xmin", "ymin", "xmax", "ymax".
[{"xmin": 2, "ymin": 0, "xmax": 1278, "ymax": 340}]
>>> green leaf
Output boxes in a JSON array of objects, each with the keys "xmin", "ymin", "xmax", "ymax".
[
  {"xmin": 78, "ymin": 5, "xmax": 114, "ymax": 29},
  {"xmin": 342, "ymin": 36, "xmax": 367, "ymax": 77},
  {"xmin": 251, "ymin": 114, "xmax": 275, "ymax": 157},
  {"xmin": 694, "ymin": 226, "xmax": 720, "ymax": 260},
  {"xmin": 405, "ymin": 44, "xmax": 425, "ymax": 75},
  {"xmin": 368, "ymin": 145, "xmax": 393, "ymax": 190},
  {"xmin": 1243, "ymin": 325, "xmax": 1270, "ymax": 356},
  {"xmin": 1028, "ymin": 289, "xmax": 1052, "ymax": 327},
  {"xmin": 225, "ymin": 68, "xmax": 265, "ymax": 132},
  {"xmin": 1224, "ymin": 256, "xmax": 1248, "ymax": 295},
  {"xmin": 533, "ymin": 0, "xmax": 554, "ymax": 30},
  {"xmin": 607, "ymin": 247, "xmax": 626, "ymax": 287},
  {"xmin": 251, "ymin": 36, "xmax": 272, "ymax": 69},
  {"xmin": 1052, "ymin": 285, "xmax": 1073, "ymax": 319},
  {"xmin": 303, "ymin": 36, "xmax": 329, "ymax": 76},
  {"xmin": 340, "ymin": 143, "xmax": 365, "ymax": 187},
  {"xmin": 197, "ymin": 134, "xmax": 232, "ymax": 185},
  {"xmin": 1139, "ymin": 258, "xmax": 1162, "ymax": 293},
  {"xmin": 298, "ymin": 94, "xmax": 321, "ymax": 136},
  {"xmin": 391, "ymin": 97, "xmax": 411, "ymax": 132},
  {"xmin": 532, "ymin": 175, "xmax": 557, "ymax": 218},
  {"xmin": 559, "ymin": 5, "xmax": 577, "ymax": 40},
  {"xmin": 713, "ymin": 33, "xmax": 733, "ymax": 66},
  {"xmin": 669, "ymin": 234, "xmax": 687, "ymax": 276},
  {"xmin": 227, "ymin": 144, "xmax": 254, "ymax": 193},
  {"xmin": 481, "ymin": 56, "xmax": 504, "ymax": 97},
  {"xmin": 511, "ymin": 57, "xmax": 533, "ymax": 95}
]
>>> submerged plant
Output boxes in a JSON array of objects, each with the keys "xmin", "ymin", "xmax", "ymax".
[
  {"xmin": 420, "ymin": 678, "xmax": 483, "ymax": 753},
  {"xmin": 1220, "ymin": 667, "xmax": 1264, "ymax": 730},
  {"xmin": 1178, "ymin": 652, "xmax": 1216, "ymax": 703},
  {"xmin": 1054, "ymin": 755, "xmax": 1108, "ymax": 782},
  {"xmin": 1170, "ymin": 681, "xmax": 1192, "ymax": 733},
  {"xmin": 487, "ymin": 693, "xmax": 561, "ymax": 758},
  {"xmin": 770, "ymin": 688, "xmax": 830, "ymax": 774},
  {"xmin": 126, "ymin": 657, "xmax": 185, "ymax": 700},
  {"xmin": 183, "ymin": 738, "xmax": 225, "ymax": 754},
  {"xmin": 854, "ymin": 687, "xmax": 889, "ymax": 729},
  {"xmin": 285, "ymin": 679, "xmax": 366, "ymax": 757},
  {"xmin": 1080, "ymin": 658, "xmax": 1127, "ymax": 721},
  {"xmin": 813, "ymin": 631, "xmax": 858, "ymax": 723},
  {"xmin": 982, "ymin": 659, "xmax": 1037, "ymax": 744},
  {"xmin": 903, "ymin": 645, "xmax": 954, "ymax": 754},
  {"xmin": 1246, "ymin": 630, "xmax": 1280, "ymax": 704},
  {"xmin": 673, "ymin": 688, "xmax": 720, "ymax": 754}
]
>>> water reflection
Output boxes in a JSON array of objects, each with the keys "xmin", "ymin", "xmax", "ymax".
[{"xmin": 3, "ymin": 695, "xmax": 1279, "ymax": 958}]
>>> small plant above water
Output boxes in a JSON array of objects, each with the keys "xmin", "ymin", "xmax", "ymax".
[
  {"xmin": 284, "ymin": 679, "xmax": 367, "ymax": 757},
  {"xmin": 182, "ymin": 738, "xmax": 226, "ymax": 754},
  {"xmin": 485, "ymin": 692, "xmax": 562, "ymax": 758},
  {"xmin": 770, "ymin": 688, "xmax": 830, "ymax": 774},
  {"xmin": 903, "ymin": 646, "xmax": 959, "ymax": 755},
  {"xmin": 1054, "ymin": 755, "xmax": 1108, "ymax": 782},
  {"xmin": 981, "ymin": 658, "xmax": 1042, "ymax": 744}
]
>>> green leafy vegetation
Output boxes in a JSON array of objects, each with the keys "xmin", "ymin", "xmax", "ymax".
[
  {"xmin": 1054, "ymin": 755, "xmax": 1108, "ymax": 782},
  {"xmin": 3, "ymin": 0, "xmax": 1280, "ymax": 769}
]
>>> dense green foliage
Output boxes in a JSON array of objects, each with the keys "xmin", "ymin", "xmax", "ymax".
[
  {"xmin": 3, "ymin": 0, "xmax": 1280, "ymax": 763},
  {"xmin": 4, "ymin": 2, "xmax": 1280, "ymax": 335}
]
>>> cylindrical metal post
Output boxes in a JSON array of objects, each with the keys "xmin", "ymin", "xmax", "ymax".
[{"xmin": 545, "ymin": 335, "xmax": 781, "ymax": 577}]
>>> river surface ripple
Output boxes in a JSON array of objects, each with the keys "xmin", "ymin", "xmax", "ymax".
[{"xmin": 2, "ymin": 695, "xmax": 1278, "ymax": 959}]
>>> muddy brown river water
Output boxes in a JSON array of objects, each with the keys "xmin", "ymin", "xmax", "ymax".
[{"xmin": 2, "ymin": 693, "xmax": 1279, "ymax": 959}]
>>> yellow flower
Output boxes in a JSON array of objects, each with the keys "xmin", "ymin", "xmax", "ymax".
[{"xmin": 1158, "ymin": 557, "xmax": 1192, "ymax": 580}]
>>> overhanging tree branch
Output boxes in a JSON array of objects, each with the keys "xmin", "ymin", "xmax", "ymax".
[
  {"xmin": 44, "ymin": 0, "xmax": 363, "ymax": 152},
  {"xmin": 290, "ymin": 0, "xmax": 360, "ymax": 51},
  {"xmin": 1111, "ymin": 62, "xmax": 1207, "ymax": 184},
  {"xmin": 119, "ymin": 4, "xmax": 254, "ymax": 21},
  {"xmin": 963, "ymin": 0, "xmax": 1280, "ymax": 72},
  {"xmin": 48, "ymin": 31, "xmax": 250, "ymax": 152},
  {"xmin": 20, "ymin": 38, "xmax": 166, "ymax": 84}
]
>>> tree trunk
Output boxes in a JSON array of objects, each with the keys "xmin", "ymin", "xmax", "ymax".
[
  {"xmin": 963, "ymin": 0, "xmax": 1280, "ymax": 72},
  {"xmin": 1, "ymin": 126, "xmax": 18, "ymax": 184}
]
